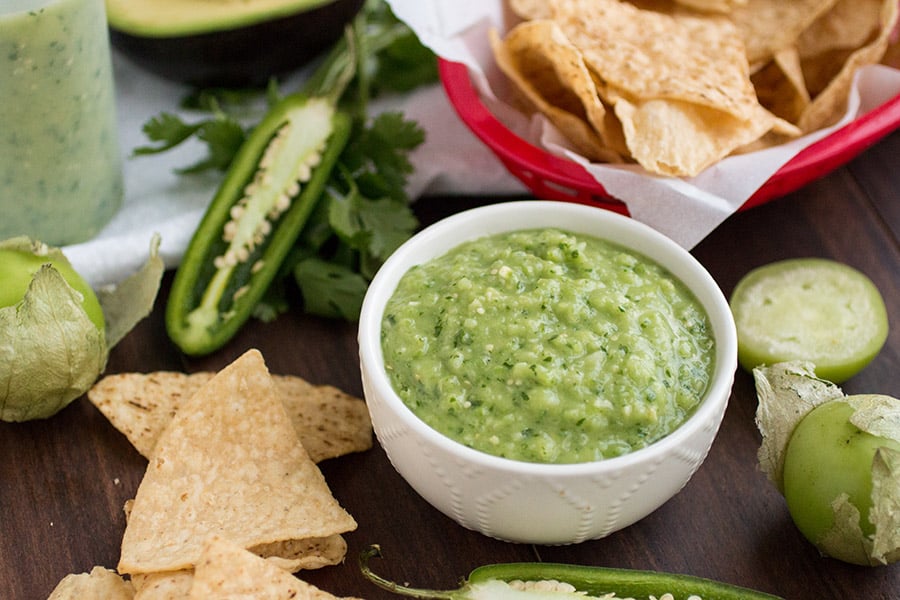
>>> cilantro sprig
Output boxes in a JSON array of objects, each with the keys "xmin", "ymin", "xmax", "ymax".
[{"xmin": 135, "ymin": 0, "xmax": 437, "ymax": 321}]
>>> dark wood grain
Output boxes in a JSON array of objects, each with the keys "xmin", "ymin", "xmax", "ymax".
[{"xmin": 2, "ymin": 132, "xmax": 899, "ymax": 599}]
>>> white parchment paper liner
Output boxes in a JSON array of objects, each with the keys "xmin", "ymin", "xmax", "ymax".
[{"xmin": 386, "ymin": 0, "xmax": 900, "ymax": 248}]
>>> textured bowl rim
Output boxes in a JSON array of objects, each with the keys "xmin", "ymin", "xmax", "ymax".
[{"xmin": 359, "ymin": 201, "xmax": 737, "ymax": 477}]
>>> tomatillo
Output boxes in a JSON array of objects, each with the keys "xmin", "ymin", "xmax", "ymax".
[
  {"xmin": 783, "ymin": 397, "xmax": 900, "ymax": 566},
  {"xmin": 0, "ymin": 244, "xmax": 105, "ymax": 332},
  {"xmin": 730, "ymin": 258, "xmax": 888, "ymax": 383},
  {"xmin": 0, "ymin": 236, "xmax": 164, "ymax": 422},
  {"xmin": 753, "ymin": 362, "xmax": 900, "ymax": 566}
]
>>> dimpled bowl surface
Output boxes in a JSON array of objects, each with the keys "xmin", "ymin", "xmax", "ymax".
[{"xmin": 358, "ymin": 201, "xmax": 738, "ymax": 544}]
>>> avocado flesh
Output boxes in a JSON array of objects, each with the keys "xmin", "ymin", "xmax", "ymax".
[
  {"xmin": 106, "ymin": 0, "xmax": 337, "ymax": 37},
  {"xmin": 107, "ymin": 0, "xmax": 364, "ymax": 87}
]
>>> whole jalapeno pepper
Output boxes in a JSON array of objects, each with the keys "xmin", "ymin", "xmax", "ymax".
[
  {"xmin": 359, "ymin": 545, "xmax": 784, "ymax": 600},
  {"xmin": 166, "ymin": 93, "xmax": 351, "ymax": 355}
]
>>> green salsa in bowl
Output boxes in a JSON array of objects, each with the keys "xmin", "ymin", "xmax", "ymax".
[
  {"xmin": 358, "ymin": 201, "xmax": 737, "ymax": 544},
  {"xmin": 381, "ymin": 228, "xmax": 715, "ymax": 464}
]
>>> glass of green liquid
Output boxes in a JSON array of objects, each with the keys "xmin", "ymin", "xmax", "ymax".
[{"xmin": 0, "ymin": 0, "xmax": 124, "ymax": 245}]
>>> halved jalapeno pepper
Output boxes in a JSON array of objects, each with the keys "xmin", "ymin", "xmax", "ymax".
[
  {"xmin": 359, "ymin": 545, "xmax": 784, "ymax": 600},
  {"xmin": 166, "ymin": 94, "xmax": 351, "ymax": 355}
]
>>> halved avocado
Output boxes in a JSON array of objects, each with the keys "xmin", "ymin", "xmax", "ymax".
[{"xmin": 107, "ymin": 0, "xmax": 365, "ymax": 87}]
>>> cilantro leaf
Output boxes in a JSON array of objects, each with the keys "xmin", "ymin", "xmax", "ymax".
[
  {"xmin": 136, "ymin": 0, "xmax": 434, "ymax": 325},
  {"xmin": 180, "ymin": 81, "xmax": 280, "ymax": 113},
  {"xmin": 327, "ymin": 184, "xmax": 417, "ymax": 261},
  {"xmin": 133, "ymin": 113, "xmax": 202, "ymax": 155},
  {"xmin": 340, "ymin": 111, "xmax": 425, "ymax": 202},
  {"xmin": 293, "ymin": 258, "xmax": 369, "ymax": 320},
  {"xmin": 371, "ymin": 30, "xmax": 438, "ymax": 94},
  {"xmin": 133, "ymin": 112, "xmax": 246, "ymax": 174},
  {"xmin": 178, "ymin": 118, "xmax": 247, "ymax": 174}
]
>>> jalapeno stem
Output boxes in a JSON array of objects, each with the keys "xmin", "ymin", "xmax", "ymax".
[{"xmin": 359, "ymin": 546, "xmax": 459, "ymax": 600}]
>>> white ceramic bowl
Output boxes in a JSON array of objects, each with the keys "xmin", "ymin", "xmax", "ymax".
[{"xmin": 358, "ymin": 201, "xmax": 737, "ymax": 545}]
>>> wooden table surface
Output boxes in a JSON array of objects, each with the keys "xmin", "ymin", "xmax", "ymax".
[{"xmin": 2, "ymin": 131, "xmax": 900, "ymax": 599}]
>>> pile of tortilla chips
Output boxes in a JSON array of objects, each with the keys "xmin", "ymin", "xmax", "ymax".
[
  {"xmin": 48, "ymin": 349, "xmax": 371, "ymax": 599},
  {"xmin": 494, "ymin": 0, "xmax": 899, "ymax": 177},
  {"xmin": 87, "ymin": 369, "xmax": 372, "ymax": 463},
  {"xmin": 48, "ymin": 539, "xmax": 364, "ymax": 600}
]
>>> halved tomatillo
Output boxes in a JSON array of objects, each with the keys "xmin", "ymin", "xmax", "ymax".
[{"xmin": 730, "ymin": 258, "xmax": 888, "ymax": 383}]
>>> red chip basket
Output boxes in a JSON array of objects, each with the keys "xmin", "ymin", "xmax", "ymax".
[{"xmin": 438, "ymin": 58, "xmax": 900, "ymax": 215}]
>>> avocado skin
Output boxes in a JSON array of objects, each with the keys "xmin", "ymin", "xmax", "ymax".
[{"xmin": 110, "ymin": 0, "xmax": 364, "ymax": 87}]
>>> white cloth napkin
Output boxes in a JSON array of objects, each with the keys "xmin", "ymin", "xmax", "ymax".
[{"xmin": 63, "ymin": 52, "xmax": 526, "ymax": 287}]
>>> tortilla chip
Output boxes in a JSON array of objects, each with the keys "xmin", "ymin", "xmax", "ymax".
[
  {"xmin": 508, "ymin": 0, "xmax": 552, "ymax": 19},
  {"xmin": 88, "ymin": 371, "xmax": 372, "ymax": 463},
  {"xmin": 284, "ymin": 385, "xmax": 372, "ymax": 464},
  {"xmin": 728, "ymin": 0, "xmax": 839, "ymax": 68},
  {"xmin": 491, "ymin": 0, "xmax": 897, "ymax": 177},
  {"xmin": 47, "ymin": 566, "xmax": 134, "ymax": 599},
  {"xmin": 801, "ymin": 47, "xmax": 861, "ymax": 101},
  {"xmin": 882, "ymin": 32, "xmax": 900, "ymax": 68},
  {"xmin": 798, "ymin": 0, "xmax": 899, "ymax": 131},
  {"xmin": 673, "ymin": 0, "xmax": 747, "ymax": 13},
  {"xmin": 551, "ymin": 0, "xmax": 761, "ymax": 122},
  {"xmin": 189, "ymin": 536, "xmax": 363, "ymax": 600},
  {"xmin": 251, "ymin": 534, "xmax": 349, "ymax": 572},
  {"xmin": 131, "ymin": 571, "xmax": 193, "ymax": 600},
  {"xmin": 798, "ymin": 0, "xmax": 886, "ymax": 97},
  {"xmin": 127, "ymin": 539, "xmax": 350, "ymax": 598},
  {"xmin": 799, "ymin": 0, "xmax": 885, "ymax": 59},
  {"xmin": 489, "ymin": 24, "xmax": 622, "ymax": 162},
  {"xmin": 512, "ymin": 21, "xmax": 605, "ymax": 131},
  {"xmin": 732, "ymin": 114, "xmax": 805, "ymax": 153},
  {"xmin": 751, "ymin": 46, "xmax": 811, "ymax": 123},
  {"xmin": 118, "ymin": 349, "xmax": 357, "ymax": 575},
  {"xmin": 124, "ymin": 500, "xmax": 347, "ymax": 573},
  {"xmin": 612, "ymin": 94, "xmax": 777, "ymax": 177}
]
